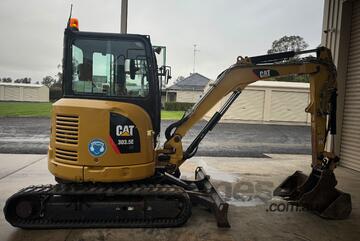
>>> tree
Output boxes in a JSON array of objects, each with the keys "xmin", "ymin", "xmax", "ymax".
[
  {"xmin": 42, "ymin": 76, "xmax": 56, "ymax": 88},
  {"xmin": 14, "ymin": 77, "xmax": 31, "ymax": 84},
  {"xmin": 1, "ymin": 77, "xmax": 12, "ymax": 83},
  {"xmin": 42, "ymin": 64, "xmax": 64, "ymax": 101},
  {"xmin": 52, "ymin": 64, "xmax": 63, "ymax": 88},
  {"xmin": 23, "ymin": 77, "xmax": 31, "ymax": 84},
  {"xmin": 267, "ymin": 35, "xmax": 309, "ymax": 83},
  {"xmin": 267, "ymin": 35, "xmax": 309, "ymax": 54},
  {"xmin": 56, "ymin": 64, "xmax": 63, "ymax": 83}
]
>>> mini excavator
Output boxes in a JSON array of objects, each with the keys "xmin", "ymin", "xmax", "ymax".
[{"xmin": 4, "ymin": 18, "xmax": 351, "ymax": 228}]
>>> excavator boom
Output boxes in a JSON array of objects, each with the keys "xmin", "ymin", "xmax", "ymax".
[
  {"xmin": 160, "ymin": 47, "xmax": 351, "ymax": 219},
  {"xmin": 162, "ymin": 48, "xmax": 333, "ymax": 167}
]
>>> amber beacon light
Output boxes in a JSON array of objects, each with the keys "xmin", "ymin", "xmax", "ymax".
[{"xmin": 69, "ymin": 18, "xmax": 79, "ymax": 29}]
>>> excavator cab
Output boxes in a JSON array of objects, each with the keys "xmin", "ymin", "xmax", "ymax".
[
  {"xmin": 46, "ymin": 22, "xmax": 169, "ymax": 183},
  {"xmin": 63, "ymin": 26, "xmax": 162, "ymax": 138}
]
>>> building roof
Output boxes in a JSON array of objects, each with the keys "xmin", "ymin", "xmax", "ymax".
[
  {"xmin": 167, "ymin": 73, "xmax": 210, "ymax": 91},
  {"xmin": 0, "ymin": 82, "xmax": 45, "ymax": 88}
]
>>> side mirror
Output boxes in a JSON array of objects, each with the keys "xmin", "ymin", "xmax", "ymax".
[
  {"xmin": 153, "ymin": 46, "xmax": 162, "ymax": 54},
  {"xmin": 130, "ymin": 59, "xmax": 137, "ymax": 80},
  {"xmin": 159, "ymin": 66, "xmax": 171, "ymax": 86},
  {"xmin": 165, "ymin": 68, "xmax": 172, "ymax": 84}
]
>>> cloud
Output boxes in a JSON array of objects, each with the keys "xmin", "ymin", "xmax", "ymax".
[{"xmin": 0, "ymin": 0, "xmax": 324, "ymax": 81}]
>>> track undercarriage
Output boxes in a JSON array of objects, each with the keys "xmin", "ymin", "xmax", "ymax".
[{"xmin": 4, "ymin": 167, "xmax": 230, "ymax": 228}]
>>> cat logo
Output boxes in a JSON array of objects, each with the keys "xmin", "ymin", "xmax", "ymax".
[
  {"xmin": 253, "ymin": 69, "xmax": 279, "ymax": 79},
  {"xmin": 116, "ymin": 125, "xmax": 135, "ymax": 137},
  {"xmin": 110, "ymin": 113, "xmax": 140, "ymax": 153},
  {"xmin": 259, "ymin": 69, "xmax": 271, "ymax": 78}
]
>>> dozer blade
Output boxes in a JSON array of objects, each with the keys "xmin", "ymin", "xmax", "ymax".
[
  {"xmin": 190, "ymin": 167, "xmax": 230, "ymax": 228},
  {"xmin": 274, "ymin": 168, "xmax": 351, "ymax": 219},
  {"xmin": 163, "ymin": 167, "xmax": 230, "ymax": 227}
]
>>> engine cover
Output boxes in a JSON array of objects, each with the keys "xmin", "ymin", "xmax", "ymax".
[{"xmin": 48, "ymin": 98, "xmax": 155, "ymax": 182}]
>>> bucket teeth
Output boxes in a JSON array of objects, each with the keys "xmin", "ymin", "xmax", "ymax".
[{"xmin": 274, "ymin": 168, "xmax": 352, "ymax": 219}]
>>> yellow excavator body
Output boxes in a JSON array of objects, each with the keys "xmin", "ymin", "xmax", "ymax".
[
  {"xmin": 48, "ymin": 98, "xmax": 155, "ymax": 182},
  {"xmin": 3, "ymin": 18, "xmax": 352, "ymax": 229}
]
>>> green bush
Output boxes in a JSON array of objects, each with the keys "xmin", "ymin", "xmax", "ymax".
[
  {"xmin": 164, "ymin": 102, "xmax": 194, "ymax": 111},
  {"xmin": 49, "ymin": 87, "xmax": 62, "ymax": 102}
]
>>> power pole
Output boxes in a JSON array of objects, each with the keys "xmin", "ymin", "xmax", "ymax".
[
  {"xmin": 121, "ymin": 0, "xmax": 128, "ymax": 34},
  {"xmin": 193, "ymin": 44, "xmax": 199, "ymax": 74}
]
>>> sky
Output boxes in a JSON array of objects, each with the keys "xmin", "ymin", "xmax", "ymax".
[{"xmin": 0, "ymin": 0, "xmax": 324, "ymax": 82}]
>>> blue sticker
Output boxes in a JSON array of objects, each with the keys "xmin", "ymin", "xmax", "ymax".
[{"xmin": 88, "ymin": 139, "xmax": 106, "ymax": 157}]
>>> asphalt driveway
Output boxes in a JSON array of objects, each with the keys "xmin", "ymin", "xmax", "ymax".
[{"xmin": 0, "ymin": 117, "xmax": 310, "ymax": 157}]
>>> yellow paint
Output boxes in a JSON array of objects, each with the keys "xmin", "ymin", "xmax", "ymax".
[
  {"xmin": 49, "ymin": 48, "xmax": 338, "ymax": 183},
  {"xmin": 160, "ymin": 48, "xmax": 338, "ymax": 170},
  {"xmin": 120, "ymin": 131, "xmax": 131, "ymax": 137},
  {"xmin": 48, "ymin": 98, "xmax": 155, "ymax": 182}
]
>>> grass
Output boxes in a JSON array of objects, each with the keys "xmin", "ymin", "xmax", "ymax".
[
  {"xmin": 0, "ymin": 102, "xmax": 52, "ymax": 117},
  {"xmin": 161, "ymin": 110, "xmax": 184, "ymax": 120},
  {"xmin": 0, "ymin": 101, "xmax": 184, "ymax": 120}
]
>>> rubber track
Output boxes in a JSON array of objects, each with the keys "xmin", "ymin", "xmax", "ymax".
[{"xmin": 4, "ymin": 183, "xmax": 192, "ymax": 228}]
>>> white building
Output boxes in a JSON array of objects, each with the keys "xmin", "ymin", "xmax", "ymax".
[
  {"xmin": 166, "ymin": 73, "xmax": 210, "ymax": 103},
  {"xmin": 0, "ymin": 83, "xmax": 49, "ymax": 102},
  {"xmin": 204, "ymin": 81, "xmax": 310, "ymax": 124},
  {"xmin": 322, "ymin": 0, "xmax": 360, "ymax": 171}
]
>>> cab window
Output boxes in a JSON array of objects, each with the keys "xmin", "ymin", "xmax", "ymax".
[{"xmin": 71, "ymin": 39, "xmax": 149, "ymax": 97}]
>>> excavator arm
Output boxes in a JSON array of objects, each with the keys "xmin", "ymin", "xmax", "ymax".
[
  {"xmin": 159, "ymin": 47, "xmax": 351, "ymax": 220},
  {"xmin": 161, "ymin": 47, "xmax": 336, "ymax": 169}
]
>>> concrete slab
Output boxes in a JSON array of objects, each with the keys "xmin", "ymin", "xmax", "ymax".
[
  {"xmin": 0, "ymin": 154, "xmax": 359, "ymax": 241},
  {"xmin": 0, "ymin": 154, "xmax": 44, "ymax": 179}
]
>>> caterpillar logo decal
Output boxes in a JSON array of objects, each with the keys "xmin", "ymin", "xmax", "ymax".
[
  {"xmin": 116, "ymin": 125, "xmax": 135, "ymax": 137},
  {"xmin": 109, "ymin": 112, "xmax": 140, "ymax": 154},
  {"xmin": 253, "ymin": 69, "xmax": 279, "ymax": 79}
]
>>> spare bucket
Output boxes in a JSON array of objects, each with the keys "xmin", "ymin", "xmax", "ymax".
[{"xmin": 274, "ymin": 168, "xmax": 351, "ymax": 219}]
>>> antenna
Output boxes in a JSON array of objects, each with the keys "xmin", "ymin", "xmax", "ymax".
[
  {"xmin": 67, "ymin": 4, "xmax": 73, "ymax": 27},
  {"xmin": 69, "ymin": 4, "xmax": 73, "ymax": 19},
  {"xmin": 193, "ymin": 44, "xmax": 199, "ymax": 74}
]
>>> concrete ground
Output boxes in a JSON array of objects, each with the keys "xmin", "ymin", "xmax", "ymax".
[{"xmin": 0, "ymin": 154, "xmax": 359, "ymax": 241}]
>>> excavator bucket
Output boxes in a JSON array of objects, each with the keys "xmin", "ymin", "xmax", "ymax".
[{"xmin": 274, "ymin": 168, "xmax": 351, "ymax": 219}]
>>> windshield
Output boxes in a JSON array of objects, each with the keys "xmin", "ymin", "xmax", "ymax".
[{"xmin": 71, "ymin": 38, "xmax": 150, "ymax": 97}]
